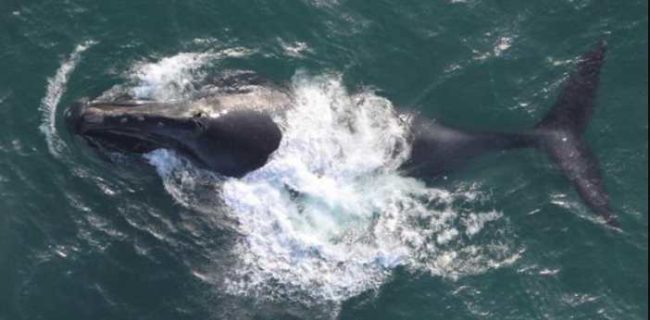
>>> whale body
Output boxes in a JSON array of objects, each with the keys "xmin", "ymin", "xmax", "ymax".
[{"xmin": 66, "ymin": 42, "xmax": 618, "ymax": 227}]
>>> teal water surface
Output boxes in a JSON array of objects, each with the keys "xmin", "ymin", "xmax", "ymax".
[{"xmin": 0, "ymin": 0, "xmax": 648, "ymax": 319}]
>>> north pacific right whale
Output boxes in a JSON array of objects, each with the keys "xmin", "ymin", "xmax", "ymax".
[{"xmin": 66, "ymin": 42, "xmax": 619, "ymax": 227}]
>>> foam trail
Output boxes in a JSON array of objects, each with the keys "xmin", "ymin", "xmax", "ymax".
[{"xmin": 40, "ymin": 41, "xmax": 96, "ymax": 156}]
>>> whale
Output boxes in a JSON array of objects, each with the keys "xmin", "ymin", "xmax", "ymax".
[{"xmin": 66, "ymin": 42, "xmax": 618, "ymax": 227}]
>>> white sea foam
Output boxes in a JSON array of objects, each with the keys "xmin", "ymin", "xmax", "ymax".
[
  {"xmin": 280, "ymin": 39, "xmax": 311, "ymax": 58},
  {"xmin": 132, "ymin": 51, "xmax": 521, "ymax": 307},
  {"xmin": 128, "ymin": 47, "xmax": 254, "ymax": 101},
  {"xmin": 40, "ymin": 41, "xmax": 96, "ymax": 156},
  {"xmin": 494, "ymin": 36, "xmax": 513, "ymax": 57},
  {"xmin": 130, "ymin": 52, "xmax": 213, "ymax": 101},
  {"xmin": 472, "ymin": 35, "xmax": 514, "ymax": 61}
]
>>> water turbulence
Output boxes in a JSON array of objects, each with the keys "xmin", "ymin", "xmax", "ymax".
[{"xmin": 123, "ymin": 52, "xmax": 520, "ymax": 306}]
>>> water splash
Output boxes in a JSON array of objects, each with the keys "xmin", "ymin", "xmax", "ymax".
[
  {"xmin": 40, "ymin": 40, "xmax": 96, "ymax": 156},
  {"xmin": 124, "ymin": 51, "xmax": 521, "ymax": 308},
  {"xmin": 95, "ymin": 47, "xmax": 255, "ymax": 103},
  {"xmin": 129, "ymin": 47, "xmax": 254, "ymax": 101}
]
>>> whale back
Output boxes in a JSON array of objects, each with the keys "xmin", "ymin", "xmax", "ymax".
[{"xmin": 403, "ymin": 119, "xmax": 533, "ymax": 177}]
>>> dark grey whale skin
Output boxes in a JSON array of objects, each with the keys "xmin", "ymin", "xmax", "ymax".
[
  {"xmin": 403, "ymin": 42, "xmax": 617, "ymax": 227},
  {"xmin": 67, "ymin": 43, "xmax": 617, "ymax": 227}
]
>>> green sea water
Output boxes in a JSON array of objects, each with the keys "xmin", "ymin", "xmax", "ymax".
[{"xmin": 0, "ymin": 0, "xmax": 647, "ymax": 319}]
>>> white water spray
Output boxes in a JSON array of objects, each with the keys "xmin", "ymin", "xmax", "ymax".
[{"xmin": 124, "ymin": 51, "xmax": 521, "ymax": 306}]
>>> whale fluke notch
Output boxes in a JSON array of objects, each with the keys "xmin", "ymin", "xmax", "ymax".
[{"xmin": 534, "ymin": 41, "xmax": 619, "ymax": 228}]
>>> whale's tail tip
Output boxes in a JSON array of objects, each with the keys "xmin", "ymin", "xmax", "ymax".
[{"xmin": 534, "ymin": 41, "xmax": 620, "ymax": 229}]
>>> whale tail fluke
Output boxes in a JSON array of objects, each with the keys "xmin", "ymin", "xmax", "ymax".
[
  {"xmin": 536, "ymin": 41, "xmax": 607, "ymax": 133},
  {"xmin": 533, "ymin": 41, "xmax": 619, "ymax": 228},
  {"xmin": 403, "ymin": 42, "xmax": 617, "ymax": 227}
]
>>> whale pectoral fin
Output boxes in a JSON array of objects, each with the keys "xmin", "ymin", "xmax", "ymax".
[{"xmin": 535, "ymin": 41, "xmax": 619, "ymax": 228}]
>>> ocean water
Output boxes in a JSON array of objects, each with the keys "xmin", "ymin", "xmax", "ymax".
[{"xmin": 0, "ymin": 0, "xmax": 647, "ymax": 319}]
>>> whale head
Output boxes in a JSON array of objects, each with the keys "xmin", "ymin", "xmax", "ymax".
[{"xmin": 66, "ymin": 97, "xmax": 284, "ymax": 177}]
